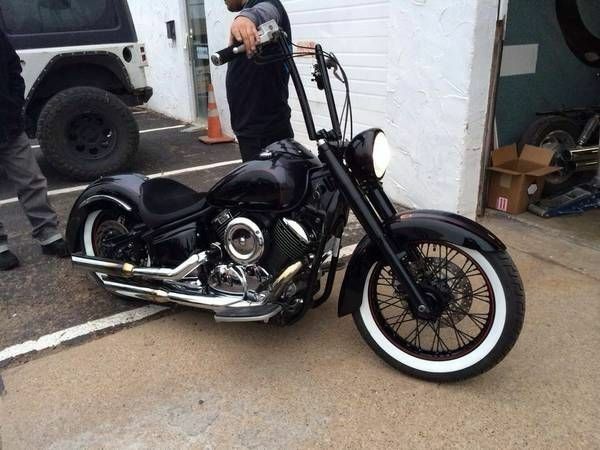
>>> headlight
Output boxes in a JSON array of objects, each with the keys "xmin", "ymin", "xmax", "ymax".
[
  {"xmin": 345, "ymin": 128, "xmax": 391, "ymax": 181},
  {"xmin": 373, "ymin": 132, "xmax": 391, "ymax": 179}
]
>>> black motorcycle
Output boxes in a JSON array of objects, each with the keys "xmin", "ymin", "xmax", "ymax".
[{"xmin": 66, "ymin": 21, "xmax": 525, "ymax": 382}]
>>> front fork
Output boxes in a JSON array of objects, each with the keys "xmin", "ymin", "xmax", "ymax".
[{"xmin": 319, "ymin": 144, "xmax": 435, "ymax": 319}]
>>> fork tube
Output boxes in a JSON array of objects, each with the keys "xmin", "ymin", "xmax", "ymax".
[
  {"xmin": 315, "ymin": 45, "xmax": 341, "ymax": 139},
  {"xmin": 281, "ymin": 41, "xmax": 318, "ymax": 140},
  {"xmin": 319, "ymin": 145, "xmax": 433, "ymax": 317}
]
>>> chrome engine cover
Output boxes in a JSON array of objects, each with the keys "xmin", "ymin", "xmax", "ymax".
[
  {"xmin": 224, "ymin": 217, "xmax": 265, "ymax": 265},
  {"xmin": 208, "ymin": 264, "xmax": 271, "ymax": 296}
]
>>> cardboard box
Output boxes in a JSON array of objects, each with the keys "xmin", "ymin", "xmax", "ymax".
[{"xmin": 487, "ymin": 144, "xmax": 561, "ymax": 214}]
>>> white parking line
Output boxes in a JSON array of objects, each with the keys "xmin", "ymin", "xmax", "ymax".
[
  {"xmin": 0, "ymin": 244, "xmax": 359, "ymax": 364},
  {"xmin": 139, "ymin": 124, "xmax": 186, "ymax": 134},
  {"xmin": 0, "ymin": 305, "xmax": 169, "ymax": 364},
  {"xmin": 0, "ymin": 159, "xmax": 241, "ymax": 206},
  {"xmin": 29, "ymin": 124, "xmax": 187, "ymax": 150}
]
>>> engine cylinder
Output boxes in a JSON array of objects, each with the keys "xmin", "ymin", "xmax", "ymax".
[{"xmin": 224, "ymin": 217, "xmax": 265, "ymax": 265}]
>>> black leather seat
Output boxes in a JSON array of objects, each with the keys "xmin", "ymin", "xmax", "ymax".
[{"xmin": 140, "ymin": 178, "xmax": 208, "ymax": 228}]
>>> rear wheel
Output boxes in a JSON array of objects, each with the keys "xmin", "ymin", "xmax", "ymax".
[
  {"xmin": 82, "ymin": 208, "xmax": 149, "ymax": 289},
  {"xmin": 519, "ymin": 115, "xmax": 591, "ymax": 194},
  {"xmin": 38, "ymin": 87, "xmax": 139, "ymax": 181},
  {"xmin": 352, "ymin": 241, "xmax": 525, "ymax": 382}
]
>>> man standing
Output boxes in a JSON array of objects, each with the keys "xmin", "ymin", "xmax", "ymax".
[
  {"xmin": 0, "ymin": 29, "xmax": 68, "ymax": 271},
  {"xmin": 224, "ymin": 0, "xmax": 293, "ymax": 162}
]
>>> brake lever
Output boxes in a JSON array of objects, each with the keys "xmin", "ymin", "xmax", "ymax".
[{"xmin": 325, "ymin": 57, "xmax": 345, "ymax": 83}]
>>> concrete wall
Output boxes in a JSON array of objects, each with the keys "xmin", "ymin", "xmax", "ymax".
[
  {"xmin": 128, "ymin": 0, "xmax": 196, "ymax": 123},
  {"xmin": 385, "ymin": 1, "xmax": 497, "ymax": 216},
  {"xmin": 205, "ymin": 2, "xmax": 234, "ymax": 136}
]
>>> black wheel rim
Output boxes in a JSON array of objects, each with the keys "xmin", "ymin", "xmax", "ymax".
[
  {"xmin": 65, "ymin": 112, "xmax": 118, "ymax": 160},
  {"xmin": 368, "ymin": 242, "xmax": 495, "ymax": 361},
  {"xmin": 91, "ymin": 210, "xmax": 151, "ymax": 267},
  {"xmin": 540, "ymin": 130, "xmax": 576, "ymax": 185},
  {"xmin": 92, "ymin": 215, "xmax": 129, "ymax": 259}
]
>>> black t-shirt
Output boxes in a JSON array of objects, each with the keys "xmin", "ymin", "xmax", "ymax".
[
  {"xmin": 0, "ymin": 30, "xmax": 25, "ymax": 144},
  {"xmin": 226, "ymin": 0, "xmax": 292, "ymax": 139}
]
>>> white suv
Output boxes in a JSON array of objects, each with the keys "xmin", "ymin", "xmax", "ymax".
[{"xmin": 0, "ymin": 0, "xmax": 153, "ymax": 180}]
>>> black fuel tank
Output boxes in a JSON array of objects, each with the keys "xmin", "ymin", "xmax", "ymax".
[{"xmin": 207, "ymin": 140, "xmax": 322, "ymax": 212}]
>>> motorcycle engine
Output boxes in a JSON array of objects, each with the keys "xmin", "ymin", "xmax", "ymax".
[{"xmin": 211, "ymin": 210, "xmax": 316, "ymax": 282}]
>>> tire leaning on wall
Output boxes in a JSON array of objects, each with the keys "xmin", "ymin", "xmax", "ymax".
[{"xmin": 37, "ymin": 87, "xmax": 139, "ymax": 181}]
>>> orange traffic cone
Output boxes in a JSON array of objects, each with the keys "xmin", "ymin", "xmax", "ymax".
[{"xmin": 199, "ymin": 84, "xmax": 235, "ymax": 145}]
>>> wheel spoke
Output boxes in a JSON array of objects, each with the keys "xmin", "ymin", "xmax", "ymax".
[
  {"xmin": 378, "ymin": 298, "xmax": 408, "ymax": 312},
  {"xmin": 370, "ymin": 242, "xmax": 495, "ymax": 361},
  {"xmin": 427, "ymin": 320, "xmax": 450, "ymax": 353}
]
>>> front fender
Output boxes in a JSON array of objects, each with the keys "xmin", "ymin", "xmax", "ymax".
[
  {"xmin": 338, "ymin": 210, "xmax": 506, "ymax": 317},
  {"xmin": 66, "ymin": 174, "xmax": 146, "ymax": 253}
]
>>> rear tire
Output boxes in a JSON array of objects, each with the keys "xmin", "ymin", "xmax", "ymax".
[
  {"xmin": 518, "ymin": 115, "xmax": 591, "ymax": 194},
  {"xmin": 38, "ymin": 87, "xmax": 139, "ymax": 181},
  {"xmin": 352, "ymin": 242, "xmax": 525, "ymax": 382},
  {"xmin": 82, "ymin": 208, "xmax": 148, "ymax": 295}
]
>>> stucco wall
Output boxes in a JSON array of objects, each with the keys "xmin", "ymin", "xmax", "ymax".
[
  {"xmin": 128, "ymin": 0, "xmax": 196, "ymax": 123},
  {"xmin": 205, "ymin": 2, "xmax": 234, "ymax": 135},
  {"xmin": 385, "ymin": 0, "xmax": 497, "ymax": 216}
]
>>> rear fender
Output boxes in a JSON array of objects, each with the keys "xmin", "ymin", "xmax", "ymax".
[
  {"xmin": 338, "ymin": 210, "xmax": 506, "ymax": 317},
  {"xmin": 66, "ymin": 174, "xmax": 146, "ymax": 253}
]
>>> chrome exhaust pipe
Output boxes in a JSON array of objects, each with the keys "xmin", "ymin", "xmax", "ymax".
[
  {"xmin": 72, "ymin": 251, "xmax": 211, "ymax": 281},
  {"xmin": 101, "ymin": 277, "xmax": 254, "ymax": 310},
  {"xmin": 575, "ymin": 160, "xmax": 599, "ymax": 172},
  {"xmin": 567, "ymin": 145, "xmax": 598, "ymax": 162},
  {"xmin": 98, "ymin": 259, "xmax": 305, "ymax": 312},
  {"xmin": 264, "ymin": 260, "xmax": 304, "ymax": 303}
]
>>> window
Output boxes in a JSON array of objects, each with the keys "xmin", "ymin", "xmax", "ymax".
[{"xmin": 1, "ymin": 0, "xmax": 118, "ymax": 35}]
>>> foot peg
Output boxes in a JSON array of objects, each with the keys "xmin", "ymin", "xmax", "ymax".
[{"xmin": 214, "ymin": 303, "xmax": 282, "ymax": 323}]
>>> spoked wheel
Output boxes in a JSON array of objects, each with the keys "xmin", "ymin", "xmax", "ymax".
[
  {"xmin": 353, "ymin": 241, "xmax": 525, "ymax": 382},
  {"xmin": 82, "ymin": 209, "xmax": 149, "ymax": 286}
]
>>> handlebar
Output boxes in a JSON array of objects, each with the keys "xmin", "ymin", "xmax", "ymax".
[
  {"xmin": 211, "ymin": 43, "xmax": 247, "ymax": 66},
  {"xmin": 211, "ymin": 19, "xmax": 281, "ymax": 66}
]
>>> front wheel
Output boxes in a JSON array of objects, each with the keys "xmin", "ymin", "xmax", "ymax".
[{"xmin": 352, "ymin": 241, "xmax": 525, "ymax": 382}]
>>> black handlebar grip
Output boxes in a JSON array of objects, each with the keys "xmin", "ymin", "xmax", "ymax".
[{"xmin": 211, "ymin": 43, "xmax": 246, "ymax": 66}]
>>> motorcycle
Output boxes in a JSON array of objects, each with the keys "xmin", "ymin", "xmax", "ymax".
[{"xmin": 66, "ymin": 21, "xmax": 525, "ymax": 382}]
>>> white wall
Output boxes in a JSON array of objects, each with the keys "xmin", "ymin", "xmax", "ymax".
[
  {"xmin": 386, "ymin": 0, "xmax": 498, "ymax": 216},
  {"xmin": 205, "ymin": 2, "xmax": 235, "ymax": 135},
  {"xmin": 284, "ymin": 0, "xmax": 390, "ymax": 144},
  {"xmin": 128, "ymin": 0, "xmax": 196, "ymax": 123}
]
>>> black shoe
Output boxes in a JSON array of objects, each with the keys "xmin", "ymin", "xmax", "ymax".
[
  {"xmin": 0, "ymin": 250, "xmax": 20, "ymax": 271},
  {"xmin": 41, "ymin": 239, "xmax": 70, "ymax": 258}
]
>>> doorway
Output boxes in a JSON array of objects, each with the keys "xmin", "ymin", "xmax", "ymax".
[{"xmin": 186, "ymin": 0, "xmax": 211, "ymax": 126}]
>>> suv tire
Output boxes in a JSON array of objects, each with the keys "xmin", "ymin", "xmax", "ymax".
[{"xmin": 37, "ymin": 87, "xmax": 139, "ymax": 181}]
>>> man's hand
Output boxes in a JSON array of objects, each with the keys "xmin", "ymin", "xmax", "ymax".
[{"xmin": 230, "ymin": 16, "xmax": 260, "ymax": 57}]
